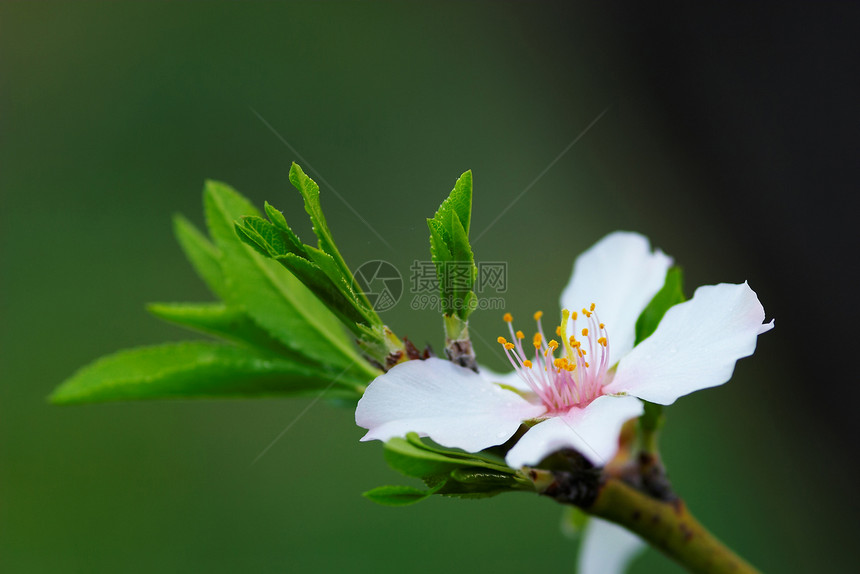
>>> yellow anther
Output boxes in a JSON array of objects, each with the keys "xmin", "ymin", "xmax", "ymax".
[
  {"xmin": 548, "ymin": 340, "xmax": 559, "ymax": 350},
  {"xmin": 523, "ymin": 360, "xmax": 532, "ymax": 368},
  {"xmin": 497, "ymin": 336, "xmax": 508, "ymax": 345},
  {"xmin": 533, "ymin": 310, "xmax": 543, "ymax": 321},
  {"xmin": 515, "ymin": 330, "xmax": 524, "ymax": 340},
  {"xmin": 598, "ymin": 337, "xmax": 607, "ymax": 346},
  {"xmin": 503, "ymin": 312, "xmax": 513, "ymax": 323},
  {"xmin": 572, "ymin": 311, "xmax": 578, "ymax": 320},
  {"xmin": 582, "ymin": 308, "xmax": 592, "ymax": 318},
  {"xmin": 599, "ymin": 323, "xmax": 605, "ymax": 329},
  {"xmin": 569, "ymin": 336, "xmax": 577, "ymax": 346},
  {"xmin": 585, "ymin": 362, "xmax": 590, "ymax": 368},
  {"xmin": 553, "ymin": 358, "xmax": 563, "ymax": 368},
  {"xmin": 581, "ymin": 348, "xmax": 587, "ymax": 356},
  {"xmin": 504, "ymin": 342, "xmax": 515, "ymax": 350},
  {"xmin": 533, "ymin": 333, "xmax": 542, "ymax": 348},
  {"xmin": 555, "ymin": 326, "xmax": 562, "ymax": 336},
  {"xmin": 581, "ymin": 328, "xmax": 589, "ymax": 336},
  {"xmin": 590, "ymin": 303, "xmax": 596, "ymax": 312}
]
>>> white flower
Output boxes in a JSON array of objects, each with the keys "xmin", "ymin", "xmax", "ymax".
[
  {"xmin": 355, "ymin": 231, "xmax": 773, "ymax": 468},
  {"xmin": 578, "ymin": 517, "xmax": 646, "ymax": 574}
]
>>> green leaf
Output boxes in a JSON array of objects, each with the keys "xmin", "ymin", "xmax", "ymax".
[
  {"xmin": 173, "ymin": 214, "xmax": 226, "ymax": 299},
  {"xmin": 428, "ymin": 171, "xmax": 477, "ymax": 321},
  {"xmin": 449, "ymin": 209, "xmax": 477, "ymax": 319},
  {"xmin": 437, "ymin": 468, "xmax": 525, "ymax": 498},
  {"xmin": 233, "ymin": 216, "xmax": 287, "ymax": 258},
  {"xmin": 373, "ymin": 436, "xmax": 533, "ymax": 505},
  {"xmin": 275, "ymin": 252, "xmax": 369, "ymax": 331},
  {"xmin": 404, "ymin": 434, "xmax": 511, "ymax": 471},
  {"xmin": 384, "ymin": 435, "xmax": 516, "ymax": 477},
  {"xmin": 433, "ymin": 170, "xmax": 472, "ymax": 238},
  {"xmin": 288, "ymin": 163, "xmax": 353, "ymax": 283},
  {"xmin": 50, "ymin": 342, "xmax": 360, "ymax": 404},
  {"xmin": 362, "ymin": 483, "xmax": 444, "ymax": 507},
  {"xmin": 634, "ymin": 266, "xmax": 685, "ymax": 345},
  {"xmin": 263, "ymin": 201, "xmax": 303, "ymax": 251},
  {"xmin": 146, "ymin": 302, "xmax": 303, "ymax": 359},
  {"xmin": 202, "ymin": 180, "xmax": 373, "ymax": 377},
  {"xmin": 383, "ymin": 438, "xmax": 470, "ymax": 479}
]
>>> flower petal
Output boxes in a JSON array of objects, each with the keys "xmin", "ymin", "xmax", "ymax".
[
  {"xmin": 560, "ymin": 231, "xmax": 673, "ymax": 366},
  {"xmin": 479, "ymin": 364, "xmax": 532, "ymax": 393},
  {"xmin": 605, "ymin": 281, "xmax": 773, "ymax": 404},
  {"xmin": 355, "ymin": 358, "xmax": 546, "ymax": 453},
  {"xmin": 505, "ymin": 395, "xmax": 644, "ymax": 467},
  {"xmin": 578, "ymin": 517, "xmax": 646, "ymax": 574}
]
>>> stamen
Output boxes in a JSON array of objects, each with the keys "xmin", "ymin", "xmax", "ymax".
[{"xmin": 495, "ymin": 303, "xmax": 612, "ymax": 413}]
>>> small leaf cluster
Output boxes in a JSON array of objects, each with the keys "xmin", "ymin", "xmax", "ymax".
[
  {"xmin": 51, "ymin": 178, "xmax": 379, "ymax": 404},
  {"xmin": 235, "ymin": 164, "xmax": 400, "ymax": 366},
  {"xmin": 427, "ymin": 171, "xmax": 477, "ymax": 322},
  {"xmin": 363, "ymin": 433, "xmax": 534, "ymax": 506}
]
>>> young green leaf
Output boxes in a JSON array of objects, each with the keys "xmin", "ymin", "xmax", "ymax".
[
  {"xmin": 288, "ymin": 163, "xmax": 354, "ymax": 283},
  {"xmin": 433, "ymin": 170, "xmax": 473, "ymax": 239},
  {"xmin": 50, "ymin": 342, "xmax": 362, "ymax": 404},
  {"xmin": 384, "ymin": 436, "xmax": 516, "ymax": 478},
  {"xmin": 147, "ymin": 302, "xmax": 306, "ymax": 359},
  {"xmin": 362, "ymin": 484, "xmax": 443, "ymax": 507},
  {"xmin": 203, "ymin": 180, "xmax": 374, "ymax": 378},
  {"xmin": 173, "ymin": 214, "xmax": 227, "ymax": 299},
  {"xmin": 404, "ymin": 433, "xmax": 511, "ymax": 471},
  {"xmin": 231, "ymin": 168, "xmax": 399, "ymax": 365},
  {"xmin": 427, "ymin": 170, "xmax": 477, "ymax": 321}
]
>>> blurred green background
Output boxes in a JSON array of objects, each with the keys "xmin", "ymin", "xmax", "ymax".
[{"xmin": 2, "ymin": 2, "xmax": 857, "ymax": 572}]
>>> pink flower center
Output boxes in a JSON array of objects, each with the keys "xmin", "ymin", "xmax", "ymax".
[{"xmin": 497, "ymin": 305, "xmax": 611, "ymax": 413}]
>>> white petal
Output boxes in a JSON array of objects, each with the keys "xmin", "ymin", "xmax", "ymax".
[
  {"xmin": 578, "ymin": 517, "xmax": 647, "ymax": 574},
  {"xmin": 560, "ymin": 231, "xmax": 673, "ymax": 366},
  {"xmin": 606, "ymin": 282, "xmax": 773, "ymax": 404},
  {"xmin": 505, "ymin": 395, "xmax": 643, "ymax": 467},
  {"xmin": 478, "ymin": 364, "xmax": 532, "ymax": 393},
  {"xmin": 355, "ymin": 358, "xmax": 546, "ymax": 453}
]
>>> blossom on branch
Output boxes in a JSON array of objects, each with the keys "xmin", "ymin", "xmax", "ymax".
[{"xmin": 356, "ymin": 232, "xmax": 773, "ymax": 469}]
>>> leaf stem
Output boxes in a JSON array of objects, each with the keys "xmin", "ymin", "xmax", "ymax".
[{"xmin": 587, "ymin": 479, "xmax": 760, "ymax": 574}]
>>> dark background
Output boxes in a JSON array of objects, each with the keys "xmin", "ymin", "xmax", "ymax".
[{"xmin": 2, "ymin": 2, "xmax": 857, "ymax": 572}]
